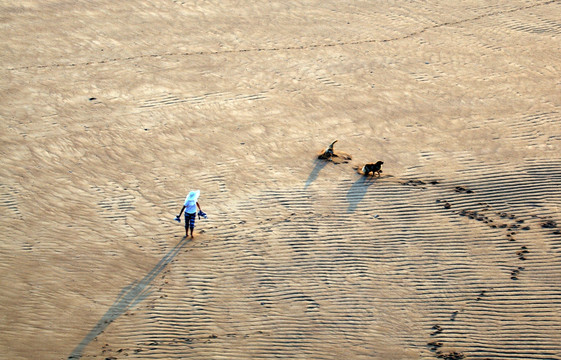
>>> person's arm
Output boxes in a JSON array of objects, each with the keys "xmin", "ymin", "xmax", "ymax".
[
  {"xmin": 196, "ymin": 202, "xmax": 201, "ymax": 212},
  {"xmin": 178, "ymin": 205, "xmax": 185, "ymax": 217}
]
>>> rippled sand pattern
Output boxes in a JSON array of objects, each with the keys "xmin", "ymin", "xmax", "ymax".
[{"xmin": 1, "ymin": 1, "xmax": 560, "ymax": 359}]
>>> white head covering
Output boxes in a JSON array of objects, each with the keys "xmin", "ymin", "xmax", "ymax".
[
  {"xmin": 184, "ymin": 190, "xmax": 200, "ymax": 214},
  {"xmin": 186, "ymin": 190, "xmax": 200, "ymax": 202}
]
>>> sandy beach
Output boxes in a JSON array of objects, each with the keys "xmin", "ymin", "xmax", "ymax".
[{"xmin": 1, "ymin": 1, "xmax": 561, "ymax": 359}]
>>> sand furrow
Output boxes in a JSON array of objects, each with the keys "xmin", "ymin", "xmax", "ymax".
[
  {"xmin": 2, "ymin": 0, "xmax": 561, "ymax": 359},
  {"xmin": 80, "ymin": 159, "xmax": 560, "ymax": 359}
]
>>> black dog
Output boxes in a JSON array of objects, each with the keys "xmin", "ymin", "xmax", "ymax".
[{"xmin": 362, "ymin": 161, "xmax": 383, "ymax": 176}]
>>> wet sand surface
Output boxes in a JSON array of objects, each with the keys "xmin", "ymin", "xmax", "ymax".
[{"xmin": 1, "ymin": 1, "xmax": 561, "ymax": 359}]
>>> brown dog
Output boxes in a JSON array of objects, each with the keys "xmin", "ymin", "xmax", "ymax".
[
  {"xmin": 362, "ymin": 161, "xmax": 383, "ymax": 176},
  {"xmin": 318, "ymin": 140, "xmax": 338, "ymax": 160}
]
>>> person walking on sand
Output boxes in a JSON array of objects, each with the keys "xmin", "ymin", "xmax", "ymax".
[{"xmin": 177, "ymin": 190, "xmax": 202, "ymax": 238}]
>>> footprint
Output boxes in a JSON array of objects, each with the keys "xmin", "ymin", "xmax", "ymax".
[
  {"xmin": 511, "ymin": 269, "xmax": 520, "ymax": 280},
  {"xmin": 430, "ymin": 324, "xmax": 443, "ymax": 336},
  {"xmin": 516, "ymin": 246, "xmax": 529, "ymax": 260},
  {"xmin": 541, "ymin": 220, "xmax": 557, "ymax": 229},
  {"xmin": 454, "ymin": 186, "xmax": 473, "ymax": 194},
  {"xmin": 438, "ymin": 351, "xmax": 465, "ymax": 360},
  {"xmin": 511, "ymin": 266, "xmax": 525, "ymax": 280},
  {"xmin": 427, "ymin": 340, "xmax": 443, "ymax": 351},
  {"xmin": 402, "ymin": 179, "xmax": 427, "ymax": 187}
]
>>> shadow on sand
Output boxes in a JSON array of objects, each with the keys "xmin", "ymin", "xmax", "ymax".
[
  {"xmin": 346, "ymin": 175, "xmax": 378, "ymax": 213},
  {"xmin": 68, "ymin": 237, "xmax": 190, "ymax": 359},
  {"xmin": 304, "ymin": 159, "xmax": 329, "ymax": 189}
]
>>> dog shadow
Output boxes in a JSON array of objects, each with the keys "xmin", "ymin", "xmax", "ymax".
[
  {"xmin": 346, "ymin": 175, "xmax": 379, "ymax": 213},
  {"xmin": 304, "ymin": 159, "xmax": 329, "ymax": 189},
  {"xmin": 68, "ymin": 237, "xmax": 191, "ymax": 360}
]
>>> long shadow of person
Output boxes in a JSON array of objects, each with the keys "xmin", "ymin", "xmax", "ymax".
[
  {"xmin": 304, "ymin": 159, "xmax": 329, "ymax": 189},
  {"xmin": 346, "ymin": 175, "xmax": 378, "ymax": 213},
  {"xmin": 68, "ymin": 237, "xmax": 190, "ymax": 360}
]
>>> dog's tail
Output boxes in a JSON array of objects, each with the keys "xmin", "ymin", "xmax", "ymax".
[{"xmin": 327, "ymin": 139, "xmax": 338, "ymax": 151}]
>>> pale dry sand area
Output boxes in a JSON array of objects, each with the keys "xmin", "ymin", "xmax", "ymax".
[{"xmin": 1, "ymin": 1, "xmax": 561, "ymax": 359}]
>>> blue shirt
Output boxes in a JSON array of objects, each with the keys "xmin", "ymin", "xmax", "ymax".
[{"xmin": 184, "ymin": 198, "xmax": 197, "ymax": 214}]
